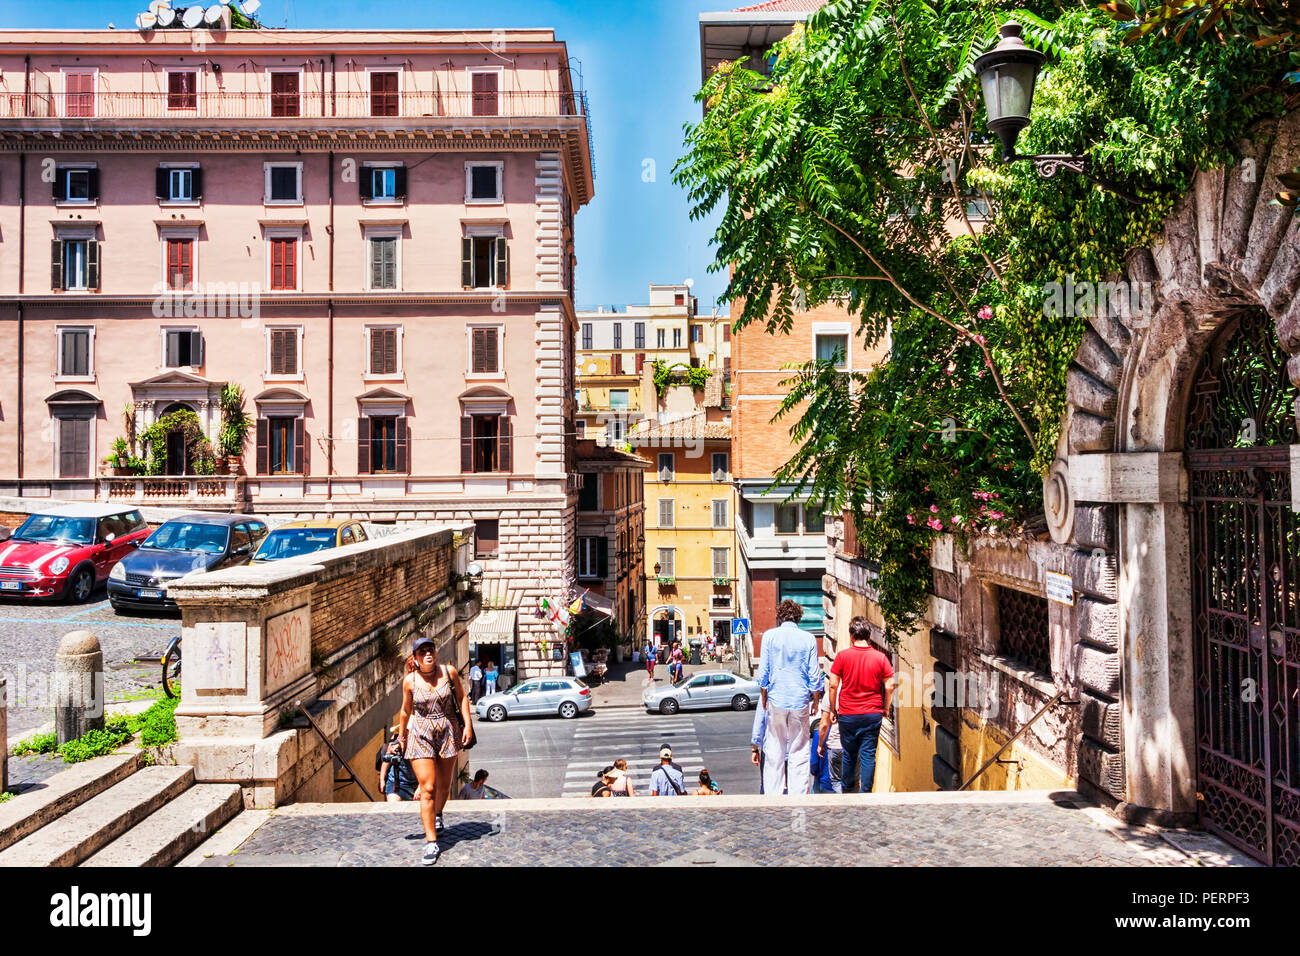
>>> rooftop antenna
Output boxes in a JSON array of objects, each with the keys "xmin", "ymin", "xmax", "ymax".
[{"xmin": 181, "ymin": 5, "xmax": 205, "ymax": 27}]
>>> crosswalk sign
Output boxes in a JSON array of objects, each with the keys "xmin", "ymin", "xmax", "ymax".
[{"xmin": 730, "ymin": 618, "xmax": 750, "ymax": 637}]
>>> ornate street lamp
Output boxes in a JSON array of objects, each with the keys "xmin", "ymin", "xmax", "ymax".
[{"xmin": 974, "ymin": 21, "xmax": 1085, "ymax": 178}]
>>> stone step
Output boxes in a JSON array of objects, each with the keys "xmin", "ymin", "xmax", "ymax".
[
  {"xmin": 0, "ymin": 752, "xmax": 143, "ymax": 853},
  {"xmin": 0, "ymin": 765, "xmax": 193, "ymax": 867},
  {"xmin": 81, "ymin": 783, "xmax": 243, "ymax": 868}
]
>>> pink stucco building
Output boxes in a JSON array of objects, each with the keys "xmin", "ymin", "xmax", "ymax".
[{"xmin": 0, "ymin": 25, "xmax": 594, "ymax": 678}]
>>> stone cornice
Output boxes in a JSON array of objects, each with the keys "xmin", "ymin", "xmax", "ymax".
[{"xmin": 0, "ymin": 291, "xmax": 577, "ymax": 310}]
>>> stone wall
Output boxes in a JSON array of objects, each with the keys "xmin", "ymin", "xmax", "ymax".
[{"xmin": 167, "ymin": 524, "xmax": 476, "ymax": 808}]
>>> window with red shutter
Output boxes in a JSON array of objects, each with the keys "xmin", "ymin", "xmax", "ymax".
[
  {"xmin": 470, "ymin": 71, "xmax": 499, "ymax": 116},
  {"xmin": 270, "ymin": 237, "xmax": 296, "ymax": 291},
  {"xmin": 270, "ymin": 71, "xmax": 300, "ymax": 117},
  {"xmin": 168, "ymin": 71, "xmax": 197, "ymax": 110},
  {"xmin": 64, "ymin": 71, "xmax": 95, "ymax": 117},
  {"xmin": 370, "ymin": 71, "xmax": 399, "ymax": 117},
  {"xmin": 166, "ymin": 239, "xmax": 193, "ymax": 291}
]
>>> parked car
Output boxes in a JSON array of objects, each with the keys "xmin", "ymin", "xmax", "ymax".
[
  {"xmin": 249, "ymin": 519, "xmax": 367, "ymax": 565},
  {"xmin": 108, "ymin": 513, "xmax": 269, "ymax": 611},
  {"xmin": 643, "ymin": 669, "xmax": 759, "ymax": 714},
  {"xmin": 477, "ymin": 677, "xmax": 592, "ymax": 722},
  {"xmin": 0, "ymin": 505, "xmax": 151, "ymax": 602}
]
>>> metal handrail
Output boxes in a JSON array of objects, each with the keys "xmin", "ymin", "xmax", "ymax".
[
  {"xmin": 956, "ymin": 689, "xmax": 1077, "ymax": 791},
  {"xmin": 296, "ymin": 701, "xmax": 377, "ymax": 802}
]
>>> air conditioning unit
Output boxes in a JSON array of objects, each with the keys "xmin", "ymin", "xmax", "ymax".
[
  {"xmin": 711, "ymin": 469, "xmax": 725, "ymax": 482},
  {"xmin": 659, "ymin": 469, "xmax": 672, "ymax": 482}
]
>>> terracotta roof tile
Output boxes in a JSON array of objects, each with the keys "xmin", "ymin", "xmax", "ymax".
[
  {"xmin": 731, "ymin": 0, "xmax": 827, "ymax": 12},
  {"xmin": 627, "ymin": 413, "xmax": 731, "ymax": 445}
]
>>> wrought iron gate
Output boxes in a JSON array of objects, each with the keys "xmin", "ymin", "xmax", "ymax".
[{"xmin": 1186, "ymin": 310, "xmax": 1300, "ymax": 866}]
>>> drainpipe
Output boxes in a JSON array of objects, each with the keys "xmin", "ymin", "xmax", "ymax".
[
  {"xmin": 320, "ymin": 58, "xmax": 326, "ymax": 117},
  {"xmin": 330, "ymin": 54, "xmax": 336, "ymax": 117},
  {"xmin": 17, "ymin": 151, "xmax": 26, "ymax": 483},
  {"xmin": 23, "ymin": 55, "xmax": 30, "ymax": 117},
  {"xmin": 327, "ymin": 150, "xmax": 335, "ymax": 487}
]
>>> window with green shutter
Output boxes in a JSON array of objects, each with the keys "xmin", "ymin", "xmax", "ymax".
[{"xmin": 369, "ymin": 236, "xmax": 397, "ymax": 289}]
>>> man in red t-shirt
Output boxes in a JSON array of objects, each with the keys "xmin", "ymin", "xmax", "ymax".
[{"xmin": 827, "ymin": 616, "xmax": 896, "ymax": 793}]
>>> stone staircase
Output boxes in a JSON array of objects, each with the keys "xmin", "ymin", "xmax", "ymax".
[{"xmin": 0, "ymin": 749, "xmax": 241, "ymax": 867}]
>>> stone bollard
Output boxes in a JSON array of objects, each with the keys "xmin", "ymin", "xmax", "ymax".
[{"xmin": 55, "ymin": 630, "xmax": 104, "ymax": 746}]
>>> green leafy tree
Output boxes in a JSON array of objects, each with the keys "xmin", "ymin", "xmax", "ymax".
[{"xmin": 674, "ymin": 0, "xmax": 1283, "ymax": 637}]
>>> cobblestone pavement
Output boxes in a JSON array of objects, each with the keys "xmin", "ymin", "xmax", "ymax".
[
  {"xmin": 0, "ymin": 593, "xmax": 178, "ymax": 740},
  {"xmin": 4, "ymin": 753, "xmax": 66, "ymax": 794},
  {"xmin": 208, "ymin": 792, "xmax": 1251, "ymax": 867}
]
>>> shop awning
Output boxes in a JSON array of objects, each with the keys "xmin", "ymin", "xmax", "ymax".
[{"xmin": 467, "ymin": 609, "xmax": 517, "ymax": 645}]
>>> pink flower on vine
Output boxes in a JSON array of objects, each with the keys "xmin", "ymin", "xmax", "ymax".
[
  {"xmin": 927, "ymin": 518, "xmax": 943, "ymax": 531},
  {"xmin": 906, "ymin": 515, "xmax": 915, "ymax": 524},
  {"xmin": 973, "ymin": 333, "xmax": 987, "ymax": 345},
  {"xmin": 930, "ymin": 505, "xmax": 938, "ymax": 513},
  {"xmin": 977, "ymin": 306, "xmax": 993, "ymax": 322}
]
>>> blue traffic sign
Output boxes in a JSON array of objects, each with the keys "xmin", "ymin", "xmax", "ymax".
[{"xmin": 730, "ymin": 617, "xmax": 750, "ymax": 636}]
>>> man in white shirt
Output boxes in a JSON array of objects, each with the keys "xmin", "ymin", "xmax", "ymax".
[
  {"xmin": 468, "ymin": 659, "xmax": 485, "ymax": 703},
  {"xmin": 756, "ymin": 599, "xmax": 824, "ymax": 796}
]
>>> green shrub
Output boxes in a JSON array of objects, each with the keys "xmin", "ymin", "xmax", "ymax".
[
  {"xmin": 135, "ymin": 696, "xmax": 179, "ymax": 747},
  {"xmin": 11, "ymin": 732, "xmax": 57, "ymax": 756},
  {"xmin": 59, "ymin": 725, "xmax": 132, "ymax": 764},
  {"xmin": 0, "ymin": 790, "xmax": 14, "ymax": 804}
]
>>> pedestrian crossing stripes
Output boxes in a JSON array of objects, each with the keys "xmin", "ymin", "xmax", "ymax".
[{"xmin": 559, "ymin": 713, "xmax": 706, "ymax": 797}]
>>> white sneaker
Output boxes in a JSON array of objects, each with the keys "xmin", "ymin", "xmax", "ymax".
[{"xmin": 422, "ymin": 842, "xmax": 440, "ymax": 866}]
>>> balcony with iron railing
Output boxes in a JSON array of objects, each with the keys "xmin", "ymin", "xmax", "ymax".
[{"xmin": 0, "ymin": 89, "xmax": 588, "ymax": 123}]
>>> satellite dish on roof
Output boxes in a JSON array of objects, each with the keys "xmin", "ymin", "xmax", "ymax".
[
  {"xmin": 156, "ymin": 6, "xmax": 176, "ymax": 24},
  {"xmin": 240, "ymin": 0, "xmax": 261, "ymax": 14},
  {"xmin": 181, "ymin": 5, "xmax": 204, "ymax": 27},
  {"xmin": 136, "ymin": 11, "xmax": 156, "ymax": 29},
  {"xmin": 148, "ymin": 0, "xmax": 165, "ymax": 13},
  {"xmin": 204, "ymin": 4, "xmax": 223, "ymax": 24}
]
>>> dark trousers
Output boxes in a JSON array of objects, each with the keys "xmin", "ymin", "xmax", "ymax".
[{"xmin": 838, "ymin": 712, "xmax": 884, "ymax": 793}]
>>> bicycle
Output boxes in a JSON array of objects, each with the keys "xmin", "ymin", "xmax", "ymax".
[{"xmin": 162, "ymin": 635, "xmax": 182, "ymax": 699}]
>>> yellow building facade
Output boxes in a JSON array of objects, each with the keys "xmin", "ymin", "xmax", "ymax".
[{"xmin": 629, "ymin": 406, "xmax": 736, "ymax": 649}]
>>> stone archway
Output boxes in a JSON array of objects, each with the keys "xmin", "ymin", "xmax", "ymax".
[
  {"xmin": 1051, "ymin": 109, "xmax": 1300, "ymax": 826},
  {"xmin": 648, "ymin": 604, "xmax": 681, "ymax": 646}
]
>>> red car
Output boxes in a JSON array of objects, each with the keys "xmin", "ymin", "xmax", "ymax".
[{"xmin": 0, "ymin": 505, "xmax": 151, "ymax": 602}]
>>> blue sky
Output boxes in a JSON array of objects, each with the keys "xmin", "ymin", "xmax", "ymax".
[{"xmin": 0, "ymin": 0, "xmax": 734, "ymax": 313}]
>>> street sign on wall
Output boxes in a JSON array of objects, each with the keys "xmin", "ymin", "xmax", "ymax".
[
  {"xmin": 1045, "ymin": 571, "xmax": 1075, "ymax": 607},
  {"xmin": 730, "ymin": 617, "xmax": 750, "ymax": 636}
]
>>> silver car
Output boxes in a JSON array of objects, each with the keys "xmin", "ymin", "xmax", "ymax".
[
  {"xmin": 477, "ymin": 677, "xmax": 592, "ymax": 721},
  {"xmin": 642, "ymin": 670, "xmax": 759, "ymax": 715}
]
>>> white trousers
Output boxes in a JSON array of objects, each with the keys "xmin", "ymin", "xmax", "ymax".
[
  {"xmin": 485, "ymin": 679, "xmax": 496, "ymax": 694},
  {"xmin": 763, "ymin": 705, "xmax": 812, "ymax": 796}
]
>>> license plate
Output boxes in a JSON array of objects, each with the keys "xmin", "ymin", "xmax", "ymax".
[
  {"xmin": 1, "ymin": 581, "xmax": 22, "ymax": 592},
  {"xmin": 137, "ymin": 589, "xmax": 162, "ymax": 599}
]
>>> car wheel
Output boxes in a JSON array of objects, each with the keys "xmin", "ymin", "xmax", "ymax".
[
  {"xmin": 486, "ymin": 704, "xmax": 507, "ymax": 723},
  {"xmin": 558, "ymin": 701, "xmax": 578, "ymax": 719},
  {"xmin": 659, "ymin": 698, "xmax": 680, "ymax": 716},
  {"xmin": 66, "ymin": 566, "xmax": 95, "ymax": 603},
  {"xmin": 731, "ymin": 694, "xmax": 751, "ymax": 712}
]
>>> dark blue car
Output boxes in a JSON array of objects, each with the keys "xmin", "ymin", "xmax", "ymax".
[{"xmin": 108, "ymin": 513, "xmax": 268, "ymax": 612}]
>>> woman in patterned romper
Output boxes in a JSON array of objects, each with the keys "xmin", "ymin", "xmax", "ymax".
[{"xmin": 398, "ymin": 637, "xmax": 473, "ymax": 864}]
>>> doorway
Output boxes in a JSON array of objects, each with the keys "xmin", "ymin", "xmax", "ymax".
[{"xmin": 1185, "ymin": 310, "xmax": 1300, "ymax": 866}]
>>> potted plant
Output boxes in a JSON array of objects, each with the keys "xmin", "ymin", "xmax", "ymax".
[
  {"xmin": 218, "ymin": 384, "xmax": 250, "ymax": 476},
  {"xmin": 104, "ymin": 438, "xmax": 137, "ymax": 476}
]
